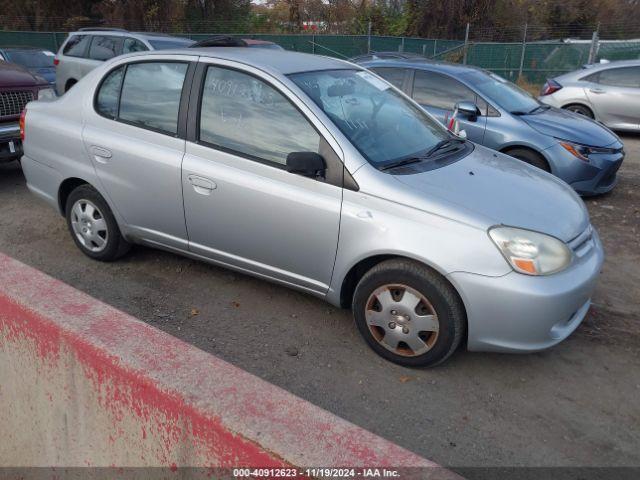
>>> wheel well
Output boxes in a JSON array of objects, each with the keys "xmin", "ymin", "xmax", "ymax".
[
  {"xmin": 562, "ymin": 103, "xmax": 594, "ymax": 115},
  {"xmin": 500, "ymin": 145, "xmax": 551, "ymax": 172},
  {"xmin": 65, "ymin": 78, "xmax": 77, "ymax": 92},
  {"xmin": 58, "ymin": 178, "xmax": 88, "ymax": 215},
  {"xmin": 339, "ymin": 254, "xmax": 462, "ymax": 310}
]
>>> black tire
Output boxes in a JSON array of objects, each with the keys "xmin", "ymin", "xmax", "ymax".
[
  {"xmin": 563, "ymin": 104, "xmax": 594, "ymax": 119},
  {"xmin": 506, "ymin": 148, "xmax": 551, "ymax": 172},
  {"xmin": 352, "ymin": 258, "xmax": 465, "ymax": 367},
  {"xmin": 65, "ymin": 184, "xmax": 130, "ymax": 261},
  {"xmin": 65, "ymin": 79, "xmax": 77, "ymax": 93}
]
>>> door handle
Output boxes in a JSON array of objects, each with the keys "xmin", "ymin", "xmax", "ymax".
[
  {"xmin": 90, "ymin": 146, "xmax": 112, "ymax": 163},
  {"xmin": 188, "ymin": 175, "xmax": 217, "ymax": 196},
  {"xmin": 589, "ymin": 88, "xmax": 605, "ymax": 94}
]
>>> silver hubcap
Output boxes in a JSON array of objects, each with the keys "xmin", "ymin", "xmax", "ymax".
[
  {"xmin": 365, "ymin": 284, "xmax": 439, "ymax": 357},
  {"xmin": 70, "ymin": 199, "xmax": 108, "ymax": 253}
]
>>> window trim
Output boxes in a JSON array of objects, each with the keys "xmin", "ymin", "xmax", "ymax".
[
  {"xmin": 93, "ymin": 59, "xmax": 195, "ymax": 139},
  {"xmin": 62, "ymin": 34, "xmax": 92, "ymax": 58},
  {"xmin": 189, "ymin": 62, "xmax": 345, "ymax": 186}
]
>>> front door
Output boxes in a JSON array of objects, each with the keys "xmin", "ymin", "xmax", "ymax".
[{"xmin": 182, "ymin": 63, "xmax": 343, "ymax": 293}]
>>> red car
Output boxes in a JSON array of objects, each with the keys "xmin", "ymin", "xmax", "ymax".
[{"xmin": 0, "ymin": 60, "xmax": 54, "ymax": 162}]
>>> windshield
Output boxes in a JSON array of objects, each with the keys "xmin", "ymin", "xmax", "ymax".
[
  {"xmin": 460, "ymin": 70, "xmax": 540, "ymax": 114},
  {"xmin": 289, "ymin": 69, "xmax": 449, "ymax": 167},
  {"xmin": 148, "ymin": 39, "xmax": 195, "ymax": 50},
  {"xmin": 4, "ymin": 50, "xmax": 54, "ymax": 68}
]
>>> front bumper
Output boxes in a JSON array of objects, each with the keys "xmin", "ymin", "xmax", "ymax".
[
  {"xmin": 448, "ymin": 227, "xmax": 604, "ymax": 353},
  {"xmin": 544, "ymin": 142, "xmax": 624, "ymax": 196},
  {"xmin": 0, "ymin": 122, "xmax": 22, "ymax": 162}
]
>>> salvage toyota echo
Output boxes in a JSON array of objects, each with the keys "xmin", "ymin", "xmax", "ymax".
[{"xmin": 20, "ymin": 49, "xmax": 604, "ymax": 366}]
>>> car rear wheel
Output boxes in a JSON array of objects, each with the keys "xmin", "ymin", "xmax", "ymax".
[
  {"xmin": 352, "ymin": 259, "xmax": 465, "ymax": 367},
  {"xmin": 65, "ymin": 184, "xmax": 130, "ymax": 261},
  {"xmin": 563, "ymin": 104, "xmax": 594, "ymax": 119},
  {"xmin": 506, "ymin": 148, "xmax": 551, "ymax": 172}
]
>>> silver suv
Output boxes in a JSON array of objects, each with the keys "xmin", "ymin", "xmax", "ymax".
[
  {"xmin": 21, "ymin": 48, "xmax": 603, "ymax": 367},
  {"xmin": 54, "ymin": 28, "xmax": 194, "ymax": 94}
]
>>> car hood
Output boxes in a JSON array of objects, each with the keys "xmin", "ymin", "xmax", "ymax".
[
  {"xmin": 520, "ymin": 107, "xmax": 618, "ymax": 147},
  {"xmin": 394, "ymin": 145, "xmax": 589, "ymax": 242},
  {"xmin": 0, "ymin": 60, "xmax": 45, "ymax": 87}
]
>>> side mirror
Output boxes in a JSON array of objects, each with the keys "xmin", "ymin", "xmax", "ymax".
[
  {"xmin": 456, "ymin": 101, "xmax": 480, "ymax": 122},
  {"xmin": 286, "ymin": 152, "xmax": 326, "ymax": 178}
]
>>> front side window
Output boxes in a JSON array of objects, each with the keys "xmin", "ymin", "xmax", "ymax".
[
  {"xmin": 371, "ymin": 67, "xmax": 407, "ymax": 90},
  {"xmin": 63, "ymin": 35, "xmax": 91, "ymax": 57},
  {"xmin": 290, "ymin": 69, "xmax": 449, "ymax": 167},
  {"xmin": 596, "ymin": 67, "xmax": 640, "ymax": 88},
  {"xmin": 459, "ymin": 70, "xmax": 539, "ymax": 114},
  {"xmin": 412, "ymin": 70, "xmax": 487, "ymax": 112},
  {"xmin": 96, "ymin": 66, "xmax": 124, "ymax": 119},
  {"xmin": 199, "ymin": 66, "xmax": 321, "ymax": 166},
  {"xmin": 89, "ymin": 36, "xmax": 121, "ymax": 61},
  {"xmin": 123, "ymin": 38, "xmax": 148, "ymax": 54}
]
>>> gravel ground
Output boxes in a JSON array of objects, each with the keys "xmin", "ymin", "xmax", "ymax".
[{"xmin": 1, "ymin": 135, "xmax": 639, "ymax": 478}]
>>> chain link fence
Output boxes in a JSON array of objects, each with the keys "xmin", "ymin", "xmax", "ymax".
[{"xmin": 1, "ymin": 22, "xmax": 639, "ymax": 87}]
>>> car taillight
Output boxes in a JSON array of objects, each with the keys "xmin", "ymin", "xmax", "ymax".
[
  {"xmin": 53, "ymin": 57, "xmax": 59, "ymax": 66},
  {"xmin": 20, "ymin": 109, "xmax": 26, "ymax": 141},
  {"xmin": 540, "ymin": 79, "xmax": 562, "ymax": 96}
]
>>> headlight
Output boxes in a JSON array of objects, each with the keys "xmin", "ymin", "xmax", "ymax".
[
  {"xmin": 489, "ymin": 226, "xmax": 572, "ymax": 275},
  {"xmin": 558, "ymin": 140, "xmax": 616, "ymax": 162},
  {"xmin": 37, "ymin": 87, "xmax": 56, "ymax": 100}
]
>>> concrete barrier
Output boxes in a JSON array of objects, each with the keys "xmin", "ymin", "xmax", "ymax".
[{"xmin": 0, "ymin": 253, "xmax": 459, "ymax": 477}]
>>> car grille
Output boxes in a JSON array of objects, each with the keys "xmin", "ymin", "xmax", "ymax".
[
  {"xmin": 568, "ymin": 224, "xmax": 594, "ymax": 258},
  {"xmin": 0, "ymin": 91, "xmax": 34, "ymax": 118}
]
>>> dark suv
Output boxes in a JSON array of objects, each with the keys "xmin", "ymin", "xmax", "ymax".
[{"xmin": 1, "ymin": 60, "xmax": 54, "ymax": 162}]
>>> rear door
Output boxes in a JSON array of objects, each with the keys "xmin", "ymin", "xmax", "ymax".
[
  {"xmin": 585, "ymin": 66, "xmax": 640, "ymax": 130},
  {"xmin": 82, "ymin": 55, "xmax": 198, "ymax": 250},
  {"xmin": 409, "ymin": 70, "xmax": 488, "ymax": 143}
]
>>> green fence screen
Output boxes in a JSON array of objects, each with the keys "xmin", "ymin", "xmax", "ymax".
[{"xmin": 1, "ymin": 30, "xmax": 638, "ymax": 85}]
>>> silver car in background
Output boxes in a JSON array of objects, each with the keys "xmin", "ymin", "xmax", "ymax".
[
  {"xmin": 54, "ymin": 28, "xmax": 194, "ymax": 94},
  {"xmin": 539, "ymin": 60, "xmax": 640, "ymax": 132},
  {"xmin": 21, "ymin": 49, "xmax": 603, "ymax": 367}
]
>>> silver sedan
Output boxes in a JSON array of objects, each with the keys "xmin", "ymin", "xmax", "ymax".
[
  {"xmin": 539, "ymin": 59, "xmax": 640, "ymax": 132},
  {"xmin": 21, "ymin": 48, "xmax": 603, "ymax": 366}
]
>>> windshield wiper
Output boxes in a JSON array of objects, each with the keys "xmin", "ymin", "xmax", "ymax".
[
  {"xmin": 379, "ymin": 157, "xmax": 426, "ymax": 171},
  {"xmin": 424, "ymin": 138, "xmax": 466, "ymax": 158},
  {"xmin": 512, "ymin": 105, "xmax": 550, "ymax": 116}
]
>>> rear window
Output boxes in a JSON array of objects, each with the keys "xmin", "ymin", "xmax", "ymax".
[
  {"xmin": 4, "ymin": 50, "xmax": 54, "ymax": 68},
  {"xmin": 63, "ymin": 35, "xmax": 91, "ymax": 57}
]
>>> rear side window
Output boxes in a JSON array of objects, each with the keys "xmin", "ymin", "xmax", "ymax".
[
  {"xmin": 63, "ymin": 35, "xmax": 91, "ymax": 57},
  {"xmin": 119, "ymin": 62, "xmax": 188, "ymax": 134},
  {"xmin": 371, "ymin": 67, "xmax": 407, "ymax": 90},
  {"xmin": 199, "ymin": 66, "xmax": 321, "ymax": 166},
  {"xmin": 123, "ymin": 38, "xmax": 148, "ymax": 54},
  {"xmin": 94, "ymin": 62, "xmax": 188, "ymax": 135},
  {"xmin": 596, "ymin": 67, "xmax": 640, "ymax": 88},
  {"xmin": 412, "ymin": 70, "xmax": 488, "ymax": 113},
  {"xmin": 96, "ymin": 66, "xmax": 124, "ymax": 119},
  {"xmin": 89, "ymin": 36, "xmax": 121, "ymax": 61}
]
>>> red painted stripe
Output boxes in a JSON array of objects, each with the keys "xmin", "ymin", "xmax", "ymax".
[{"xmin": 0, "ymin": 253, "xmax": 450, "ymax": 470}]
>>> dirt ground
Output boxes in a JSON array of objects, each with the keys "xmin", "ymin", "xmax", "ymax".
[{"xmin": 0, "ymin": 135, "xmax": 638, "ymax": 478}]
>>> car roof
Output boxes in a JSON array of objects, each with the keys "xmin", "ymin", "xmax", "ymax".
[
  {"xmin": 358, "ymin": 57, "xmax": 485, "ymax": 76},
  {"xmin": 555, "ymin": 59, "xmax": 640, "ymax": 80},
  {"xmin": 128, "ymin": 48, "xmax": 356, "ymax": 75}
]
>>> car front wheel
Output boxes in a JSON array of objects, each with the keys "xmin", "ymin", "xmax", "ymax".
[
  {"xmin": 65, "ymin": 184, "xmax": 130, "ymax": 261},
  {"xmin": 353, "ymin": 259, "xmax": 465, "ymax": 367}
]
